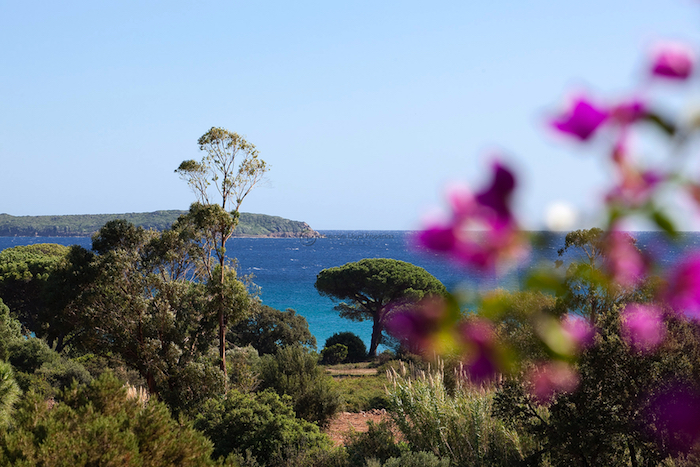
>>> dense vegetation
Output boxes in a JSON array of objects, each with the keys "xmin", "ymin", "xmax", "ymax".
[
  {"xmin": 1, "ymin": 225, "xmax": 700, "ymax": 465},
  {"xmin": 0, "ymin": 211, "xmax": 319, "ymax": 238}
]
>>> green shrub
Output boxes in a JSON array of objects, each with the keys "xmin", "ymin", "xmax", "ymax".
[
  {"xmin": 7, "ymin": 338, "xmax": 59, "ymax": 374},
  {"xmin": 322, "ymin": 343, "xmax": 348, "ymax": 365},
  {"xmin": 259, "ymin": 346, "xmax": 341, "ymax": 426},
  {"xmin": 0, "ymin": 299, "xmax": 21, "ymax": 361},
  {"xmin": 382, "ymin": 451, "xmax": 450, "ymax": 467},
  {"xmin": 324, "ymin": 333, "xmax": 366, "ymax": 363},
  {"xmin": 229, "ymin": 305, "xmax": 316, "ymax": 355},
  {"xmin": 0, "ymin": 361, "xmax": 19, "ymax": 429},
  {"xmin": 387, "ymin": 363, "xmax": 523, "ymax": 467},
  {"xmin": 0, "ymin": 371, "xmax": 216, "ymax": 466},
  {"xmin": 194, "ymin": 388, "xmax": 333, "ymax": 466},
  {"xmin": 345, "ymin": 420, "xmax": 402, "ymax": 466}
]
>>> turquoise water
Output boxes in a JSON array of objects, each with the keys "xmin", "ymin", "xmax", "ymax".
[{"xmin": 1, "ymin": 231, "xmax": 699, "ymax": 350}]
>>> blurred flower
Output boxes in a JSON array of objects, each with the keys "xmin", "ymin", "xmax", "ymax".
[
  {"xmin": 551, "ymin": 95, "xmax": 609, "ymax": 140},
  {"xmin": 527, "ymin": 361, "xmax": 580, "ymax": 403},
  {"xmin": 561, "ymin": 314, "xmax": 595, "ymax": 350},
  {"xmin": 603, "ymin": 230, "xmax": 648, "ymax": 288},
  {"xmin": 651, "ymin": 43, "xmax": 694, "ymax": 80},
  {"xmin": 537, "ymin": 314, "xmax": 592, "ymax": 357},
  {"xmin": 664, "ymin": 253, "xmax": 700, "ymax": 320},
  {"xmin": 416, "ymin": 161, "xmax": 528, "ymax": 273},
  {"xmin": 610, "ymin": 99, "xmax": 646, "ymax": 126},
  {"xmin": 647, "ymin": 384, "xmax": 700, "ymax": 454},
  {"xmin": 459, "ymin": 319, "xmax": 501, "ymax": 383},
  {"xmin": 605, "ymin": 139, "xmax": 663, "ymax": 210},
  {"xmin": 621, "ymin": 303, "xmax": 665, "ymax": 352}
]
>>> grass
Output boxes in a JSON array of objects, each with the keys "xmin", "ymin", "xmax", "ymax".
[{"xmin": 323, "ymin": 361, "xmax": 390, "ymax": 412}]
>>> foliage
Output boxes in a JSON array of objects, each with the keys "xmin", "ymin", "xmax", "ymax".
[
  {"xmin": 386, "ymin": 363, "xmax": 523, "ymax": 467},
  {"xmin": 493, "ymin": 305, "xmax": 700, "ymax": 466},
  {"xmin": 8, "ymin": 337, "xmax": 92, "ymax": 397},
  {"xmin": 315, "ymin": 258, "xmax": 446, "ymax": 356},
  {"xmin": 72, "ymin": 219, "xmax": 241, "ymax": 412},
  {"xmin": 0, "ymin": 211, "xmax": 315, "ymax": 238},
  {"xmin": 193, "ymin": 388, "xmax": 332, "ymax": 466},
  {"xmin": 176, "ymin": 128, "xmax": 269, "ymax": 382},
  {"xmin": 379, "ymin": 451, "xmax": 451, "ymax": 467},
  {"xmin": 323, "ymin": 332, "xmax": 367, "ymax": 363},
  {"xmin": 226, "ymin": 345, "xmax": 261, "ymax": 393},
  {"xmin": 0, "ymin": 299, "xmax": 21, "ymax": 361},
  {"xmin": 321, "ymin": 344, "xmax": 348, "ymax": 365},
  {"xmin": 258, "ymin": 346, "xmax": 342, "ymax": 426},
  {"xmin": 345, "ymin": 420, "xmax": 403, "ymax": 466},
  {"xmin": 0, "ymin": 371, "xmax": 217, "ymax": 466},
  {"xmin": 229, "ymin": 304, "xmax": 316, "ymax": 355},
  {"xmin": 0, "ymin": 244, "xmax": 69, "ymax": 343},
  {"xmin": 0, "ymin": 362, "xmax": 19, "ymax": 429}
]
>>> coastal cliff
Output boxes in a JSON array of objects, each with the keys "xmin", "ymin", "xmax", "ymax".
[{"xmin": 0, "ymin": 211, "xmax": 322, "ymax": 238}]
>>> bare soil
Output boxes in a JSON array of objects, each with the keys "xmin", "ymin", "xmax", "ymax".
[{"xmin": 324, "ymin": 410, "xmax": 387, "ymax": 446}]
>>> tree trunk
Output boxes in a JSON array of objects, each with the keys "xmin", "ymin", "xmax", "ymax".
[
  {"xmin": 369, "ymin": 318, "xmax": 382, "ymax": 357},
  {"xmin": 219, "ymin": 308, "xmax": 227, "ymax": 386}
]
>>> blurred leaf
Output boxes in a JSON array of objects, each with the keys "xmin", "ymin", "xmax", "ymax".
[
  {"xmin": 642, "ymin": 112, "xmax": 676, "ymax": 136},
  {"xmin": 651, "ymin": 210, "xmax": 678, "ymax": 238}
]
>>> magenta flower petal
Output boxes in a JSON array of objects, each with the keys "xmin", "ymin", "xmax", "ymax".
[
  {"xmin": 415, "ymin": 226, "xmax": 456, "ymax": 252},
  {"xmin": 652, "ymin": 44, "xmax": 694, "ymax": 80},
  {"xmin": 664, "ymin": 253, "xmax": 700, "ymax": 320},
  {"xmin": 527, "ymin": 361, "xmax": 580, "ymax": 403},
  {"xmin": 604, "ymin": 231, "xmax": 648, "ymax": 288},
  {"xmin": 611, "ymin": 99, "xmax": 646, "ymax": 125},
  {"xmin": 647, "ymin": 384, "xmax": 700, "ymax": 454},
  {"xmin": 475, "ymin": 161, "xmax": 516, "ymax": 222},
  {"xmin": 551, "ymin": 96, "xmax": 609, "ymax": 140},
  {"xmin": 621, "ymin": 303, "xmax": 665, "ymax": 352},
  {"xmin": 562, "ymin": 314, "xmax": 595, "ymax": 350}
]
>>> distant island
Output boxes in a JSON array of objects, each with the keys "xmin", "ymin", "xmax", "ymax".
[{"xmin": 0, "ymin": 211, "xmax": 322, "ymax": 238}]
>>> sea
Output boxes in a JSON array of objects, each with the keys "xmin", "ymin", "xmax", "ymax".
[{"xmin": 2, "ymin": 231, "xmax": 700, "ymax": 350}]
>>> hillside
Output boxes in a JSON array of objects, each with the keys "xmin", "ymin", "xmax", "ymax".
[{"xmin": 0, "ymin": 211, "xmax": 321, "ymax": 238}]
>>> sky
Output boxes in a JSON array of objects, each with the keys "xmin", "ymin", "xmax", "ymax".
[{"xmin": 2, "ymin": 1, "xmax": 700, "ymax": 230}]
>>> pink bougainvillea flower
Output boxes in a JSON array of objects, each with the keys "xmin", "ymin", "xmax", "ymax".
[
  {"xmin": 651, "ymin": 43, "xmax": 694, "ymax": 80},
  {"xmin": 603, "ymin": 230, "xmax": 648, "ymax": 288},
  {"xmin": 647, "ymin": 384, "xmax": 700, "ymax": 454},
  {"xmin": 527, "ymin": 361, "xmax": 580, "ymax": 403},
  {"xmin": 551, "ymin": 95, "xmax": 609, "ymax": 141},
  {"xmin": 459, "ymin": 319, "xmax": 501, "ymax": 383},
  {"xmin": 416, "ymin": 225, "xmax": 456, "ymax": 252},
  {"xmin": 621, "ymin": 303, "xmax": 666, "ymax": 352},
  {"xmin": 561, "ymin": 314, "xmax": 595, "ymax": 350},
  {"xmin": 475, "ymin": 162, "xmax": 516, "ymax": 223},
  {"xmin": 664, "ymin": 253, "xmax": 700, "ymax": 320},
  {"xmin": 415, "ymin": 161, "xmax": 528, "ymax": 274},
  {"xmin": 610, "ymin": 99, "xmax": 646, "ymax": 126},
  {"xmin": 385, "ymin": 297, "xmax": 456, "ymax": 355},
  {"xmin": 605, "ymin": 161, "xmax": 663, "ymax": 210}
]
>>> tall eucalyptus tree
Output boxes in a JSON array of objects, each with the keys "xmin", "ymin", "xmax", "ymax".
[{"xmin": 175, "ymin": 127, "xmax": 269, "ymax": 381}]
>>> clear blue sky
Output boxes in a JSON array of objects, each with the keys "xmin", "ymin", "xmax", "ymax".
[{"xmin": 2, "ymin": 1, "xmax": 699, "ymax": 230}]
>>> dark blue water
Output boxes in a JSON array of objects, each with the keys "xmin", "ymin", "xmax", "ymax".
[{"xmin": 2, "ymin": 231, "xmax": 699, "ymax": 350}]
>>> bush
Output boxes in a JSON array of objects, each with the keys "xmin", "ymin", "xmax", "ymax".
[
  {"xmin": 0, "ymin": 299, "xmax": 21, "ymax": 361},
  {"xmin": 387, "ymin": 363, "xmax": 523, "ymax": 467},
  {"xmin": 0, "ymin": 361, "xmax": 19, "ymax": 429},
  {"xmin": 345, "ymin": 420, "xmax": 402, "ymax": 466},
  {"xmin": 229, "ymin": 304, "xmax": 316, "ymax": 355},
  {"xmin": 324, "ymin": 333, "xmax": 367, "ymax": 363},
  {"xmin": 258, "ymin": 346, "xmax": 341, "ymax": 426},
  {"xmin": 321, "ymin": 343, "xmax": 348, "ymax": 365},
  {"xmin": 0, "ymin": 371, "xmax": 217, "ymax": 466},
  {"xmin": 381, "ymin": 451, "xmax": 450, "ymax": 467},
  {"xmin": 193, "ymin": 388, "xmax": 333, "ymax": 466}
]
